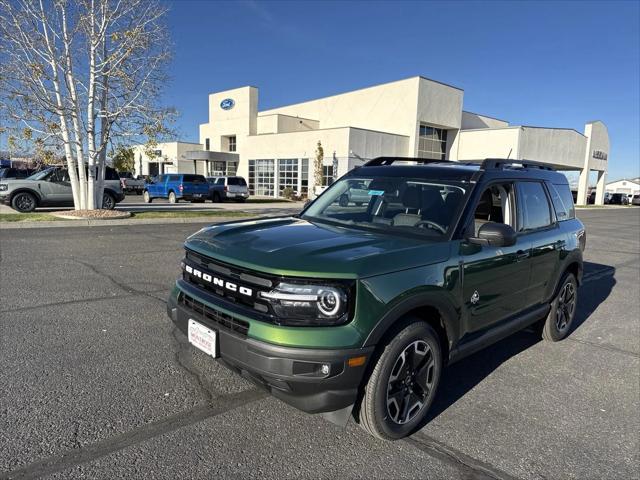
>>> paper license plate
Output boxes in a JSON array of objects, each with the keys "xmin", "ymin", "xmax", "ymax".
[{"xmin": 188, "ymin": 319, "xmax": 217, "ymax": 357}]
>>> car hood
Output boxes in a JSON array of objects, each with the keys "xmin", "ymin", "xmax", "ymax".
[{"xmin": 184, "ymin": 216, "xmax": 451, "ymax": 279}]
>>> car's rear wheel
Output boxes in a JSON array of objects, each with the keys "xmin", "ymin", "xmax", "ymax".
[
  {"xmin": 542, "ymin": 272, "xmax": 578, "ymax": 341},
  {"xmin": 143, "ymin": 190, "xmax": 152, "ymax": 203},
  {"xmin": 212, "ymin": 192, "xmax": 221, "ymax": 203},
  {"xmin": 102, "ymin": 192, "xmax": 116, "ymax": 210},
  {"xmin": 168, "ymin": 191, "xmax": 177, "ymax": 203},
  {"xmin": 358, "ymin": 320, "xmax": 442, "ymax": 440},
  {"xmin": 11, "ymin": 191, "xmax": 37, "ymax": 213}
]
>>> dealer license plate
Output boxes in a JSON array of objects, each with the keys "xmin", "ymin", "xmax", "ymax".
[
  {"xmin": 188, "ymin": 319, "xmax": 217, "ymax": 357},
  {"xmin": 193, "ymin": 194, "xmax": 202, "ymax": 198}
]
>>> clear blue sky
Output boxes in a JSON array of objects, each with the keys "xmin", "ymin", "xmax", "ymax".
[{"xmin": 165, "ymin": 0, "xmax": 639, "ymax": 180}]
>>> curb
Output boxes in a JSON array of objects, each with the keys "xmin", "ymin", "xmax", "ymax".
[{"xmin": 0, "ymin": 215, "xmax": 253, "ymax": 230}]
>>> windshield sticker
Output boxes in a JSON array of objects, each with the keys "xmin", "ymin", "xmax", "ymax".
[{"xmin": 368, "ymin": 190, "xmax": 385, "ymax": 196}]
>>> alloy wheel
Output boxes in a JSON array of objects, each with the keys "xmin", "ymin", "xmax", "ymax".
[
  {"xmin": 14, "ymin": 193, "xmax": 35, "ymax": 212},
  {"xmin": 386, "ymin": 340, "xmax": 435, "ymax": 425},
  {"xmin": 555, "ymin": 282, "xmax": 576, "ymax": 331},
  {"xmin": 102, "ymin": 194, "xmax": 114, "ymax": 210}
]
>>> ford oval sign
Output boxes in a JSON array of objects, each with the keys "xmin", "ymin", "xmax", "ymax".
[{"xmin": 220, "ymin": 98, "xmax": 235, "ymax": 110}]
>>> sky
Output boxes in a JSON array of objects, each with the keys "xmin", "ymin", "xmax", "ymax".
[{"xmin": 163, "ymin": 0, "xmax": 640, "ymax": 180}]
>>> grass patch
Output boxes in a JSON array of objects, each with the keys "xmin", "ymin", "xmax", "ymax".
[
  {"xmin": 245, "ymin": 198, "xmax": 295, "ymax": 204},
  {"xmin": 0, "ymin": 213, "xmax": 62, "ymax": 222},
  {"xmin": 131, "ymin": 210, "xmax": 253, "ymax": 219}
]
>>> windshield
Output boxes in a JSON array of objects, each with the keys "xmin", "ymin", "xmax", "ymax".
[
  {"xmin": 27, "ymin": 168, "xmax": 55, "ymax": 180},
  {"xmin": 302, "ymin": 176, "xmax": 468, "ymax": 237}
]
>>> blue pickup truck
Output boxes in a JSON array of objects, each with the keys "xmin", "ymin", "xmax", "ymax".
[{"xmin": 143, "ymin": 174, "xmax": 210, "ymax": 203}]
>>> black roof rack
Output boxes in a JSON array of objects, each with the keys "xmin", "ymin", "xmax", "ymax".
[
  {"xmin": 364, "ymin": 157, "xmax": 458, "ymax": 167},
  {"xmin": 480, "ymin": 158, "xmax": 556, "ymax": 171}
]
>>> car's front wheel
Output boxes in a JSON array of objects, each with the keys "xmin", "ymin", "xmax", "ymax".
[
  {"xmin": 358, "ymin": 320, "xmax": 442, "ymax": 440},
  {"xmin": 102, "ymin": 192, "xmax": 116, "ymax": 210},
  {"xmin": 542, "ymin": 272, "xmax": 578, "ymax": 341},
  {"xmin": 11, "ymin": 191, "xmax": 37, "ymax": 213}
]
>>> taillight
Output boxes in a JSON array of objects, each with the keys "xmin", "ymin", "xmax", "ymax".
[
  {"xmin": 224, "ymin": 186, "xmax": 228, "ymax": 192},
  {"xmin": 179, "ymin": 184, "xmax": 183, "ymax": 192}
]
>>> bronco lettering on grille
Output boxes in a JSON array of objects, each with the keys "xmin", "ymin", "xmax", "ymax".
[{"xmin": 184, "ymin": 264, "xmax": 253, "ymax": 297}]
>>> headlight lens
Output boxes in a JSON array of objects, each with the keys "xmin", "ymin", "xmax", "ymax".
[
  {"xmin": 0, "ymin": 184, "xmax": 7, "ymax": 191},
  {"xmin": 260, "ymin": 282, "xmax": 350, "ymax": 326}
]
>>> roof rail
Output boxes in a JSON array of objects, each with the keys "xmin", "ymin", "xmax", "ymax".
[
  {"xmin": 364, "ymin": 156, "xmax": 457, "ymax": 167},
  {"xmin": 480, "ymin": 158, "xmax": 556, "ymax": 171}
]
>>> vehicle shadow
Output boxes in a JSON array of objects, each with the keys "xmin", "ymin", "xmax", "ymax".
[{"xmin": 421, "ymin": 261, "xmax": 616, "ymax": 425}]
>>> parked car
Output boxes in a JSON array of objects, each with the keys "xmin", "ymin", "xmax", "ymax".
[
  {"xmin": 607, "ymin": 193, "xmax": 629, "ymax": 205},
  {"xmin": 338, "ymin": 180, "xmax": 370, "ymax": 206},
  {"xmin": 143, "ymin": 173, "xmax": 210, "ymax": 203},
  {"xmin": 0, "ymin": 166, "xmax": 124, "ymax": 212},
  {"xmin": 0, "ymin": 167, "xmax": 37, "ymax": 179},
  {"xmin": 118, "ymin": 171, "xmax": 145, "ymax": 195},
  {"xmin": 632, "ymin": 194, "xmax": 640, "ymax": 206},
  {"xmin": 167, "ymin": 157, "xmax": 585, "ymax": 440},
  {"xmin": 206, "ymin": 176, "xmax": 249, "ymax": 202}
]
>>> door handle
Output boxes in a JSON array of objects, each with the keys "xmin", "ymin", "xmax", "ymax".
[{"xmin": 516, "ymin": 250, "xmax": 530, "ymax": 261}]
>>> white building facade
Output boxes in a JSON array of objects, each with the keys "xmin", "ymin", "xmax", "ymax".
[{"xmin": 135, "ymin": 76, "xmax": 610, "ymax": 203}]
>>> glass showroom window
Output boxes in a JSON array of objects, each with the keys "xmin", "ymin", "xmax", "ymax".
[
  {"xmin": 248, "ymin": 159, "xmax": 274, "ymax": 196},
  {"xmin": 278, "ymin": 159, "xmax": 299, "ymax": 195},
  {"xmin": 322, "ymin": 165, "xmax": 334, "ymax": 186},
  {"xmin": 300, "ymin": 159, "xmax": 309, "ymax": 196},
  {"xmin": 228, "ymin": 136, "xmax": 237, "ymax": 152},
  {"xmin": 418, "ymin": 124, "xmax": 448, "ymax": 160},
  {"xmin": 226, "ymin": 161, "xmax": 238, "ymax": 176}
]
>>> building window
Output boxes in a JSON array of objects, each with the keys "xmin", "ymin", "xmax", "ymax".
[
  {"xmin": 278, "ymin": 159, "xmax": 299, "ymax": 195},
  {"xmin": 226, "ymin": 161, "xmax": 238, "ymax": 176},
  {"xmin": 205, "ymin": 138, "xmax": 210, "ymax": 150},
  {"xmin": 418, "ymin": 124, "xmax": 447, "ymax": 160},
  {"xmin": 228, "ymin": 135, "xmax": 236, "ymax": 152},
  {"xmin": 300, "ymin": 159, "xmax": 309, "ymax": 196},
  {"xmin": 248, "ymin": 159, "xmax": 274, "ymax": 196},
  {"xmin": 322, "ymin": 165, "xmax": 334, "ymax": 186}
]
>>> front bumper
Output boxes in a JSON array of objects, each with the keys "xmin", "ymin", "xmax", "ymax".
[{"xmin": 167, "ymin": 290, "xmax": 373, "ymax": 414}]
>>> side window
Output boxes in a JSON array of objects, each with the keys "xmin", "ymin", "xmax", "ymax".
[
  {"xmin": 547, "ymin": 183, "xmax": 575, "ymax": 221},
  {"xmin": 157, "ymin": 175, "xmax": 166, "ymax": 183},
  {"xmin": 216, "ymin": 178, "xmax": 225, "ymax": 185},
  {"xmin": 472, "ymin": 183, "xmax": 515, "ymax": 235},
  {"xmin": 168, "ymin": 175, "xmax": 180, "ymax": 182},
  {"xmin": 517, "ymin": 182, "xmax": 552, "ymax": 231}
]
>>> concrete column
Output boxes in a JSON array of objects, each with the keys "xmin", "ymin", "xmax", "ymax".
[
  {"xmin": 577, "ymin": 168, "xmax": 590, "ymax": 205},
  {"xmin": 595, "ymin": 171, "xmax": 607, "ymax": 205}
]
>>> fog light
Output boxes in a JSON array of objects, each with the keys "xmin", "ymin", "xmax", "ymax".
[{"xmin": 320, "ymin": 364, "xmax": 330, "ymax": 375}]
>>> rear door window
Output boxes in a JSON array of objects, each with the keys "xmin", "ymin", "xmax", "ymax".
[
  {"xmin": 547, "ymin": 183, "xmax": 575, "ymax": 221},
  {"xmin": 167, "ymin": 175, "xmax": 180, "ymax": 182},
  {"xmin": 516, "ymin": 181, "xmax": 553, "ymax": 232}
]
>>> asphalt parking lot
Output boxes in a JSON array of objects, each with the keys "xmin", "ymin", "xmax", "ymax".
[{"xmin": 1, "ymin": 208, "xmax": 638, "ymax": 479}]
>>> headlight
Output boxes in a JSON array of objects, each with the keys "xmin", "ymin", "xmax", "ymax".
[
  {"xmin": 0, "ymin": 184, "xmax": 7, "ymax": 191},
  {"xmin": 260, "ymin": 282, "xmax": 350, "ymax": 326}
]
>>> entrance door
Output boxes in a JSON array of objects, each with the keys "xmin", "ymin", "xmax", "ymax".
[
  {"xmin": 461, "ymin": 183, "xmax": 532, "ymax": 333},
  {"xmin": 148, "ymin": 162, "xmax": 159, "ymax": 177}
]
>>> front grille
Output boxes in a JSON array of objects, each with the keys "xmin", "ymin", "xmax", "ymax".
[{"xmin": 178, "ymin": 291, "xmax": 250, "ymax": 337}]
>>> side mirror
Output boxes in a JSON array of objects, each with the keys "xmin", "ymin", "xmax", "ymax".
[{"xmin": 468, "ymin": 222, "xmax": 517, "ymax": 247}]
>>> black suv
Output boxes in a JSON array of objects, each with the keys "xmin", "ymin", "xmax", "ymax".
[{"xmin": 167, "ymin": 157, "xmax": 585, "ymax": 439}]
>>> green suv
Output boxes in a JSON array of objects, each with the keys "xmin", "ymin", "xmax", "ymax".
[{"xmin": 167, "ymin": 157, "xmax": 585, "ymax": 440}]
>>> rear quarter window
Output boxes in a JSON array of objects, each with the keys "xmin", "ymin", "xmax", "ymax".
[{"xmin": 548, "ymin": 183, "xmax": 575, "ymax": 221}]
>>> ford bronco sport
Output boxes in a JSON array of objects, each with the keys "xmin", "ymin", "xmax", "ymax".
[{"xmin": 167, "ymin": 157, "xmax": 585, "ymax": 440}]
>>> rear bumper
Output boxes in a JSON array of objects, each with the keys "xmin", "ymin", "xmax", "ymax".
[{"xmin": 167, "ymin": 290, "xmax": 372, "ymax": 414}]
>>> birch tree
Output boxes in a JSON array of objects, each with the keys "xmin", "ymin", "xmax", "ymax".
[{"xmin": 0, "ymin": 0, "xmax": 174, "ymax": 210}]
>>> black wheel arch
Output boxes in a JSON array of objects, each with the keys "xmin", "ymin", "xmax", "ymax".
[
  {"xmin": 362, "ymin": 291, "xmax": 460, "ymax": 364},
  {"xmin": 9, "ymin": 188, "xmax": 41, "ymax": 205}
]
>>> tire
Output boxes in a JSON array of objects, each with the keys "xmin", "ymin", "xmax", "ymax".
[
  {"xmin": 358, "ymin": 320, "xmax": 442, "ymax": 440},
  {"xmin": 168, "ymin": 191, "xmax": 177, "ymax": 204},
  {"xmin": 102, "ymin": 192, "xmax": 116, "ymax": 210},
  {"xmin": 542, "ymin": 273, "xmax": 578, "ymax": 342},
  {"xmin": 339, "ymin": 194, "xmax": 349, "ymax": 207},
  {"xmin": 212, "ymin": 192, "xmax": 221, "ymax": 203},
  {"xmin": 143, "ymin": 190, "xmax": 152, "ymax": 203},
  {"xmin": 11, "ymin": 191, "xmax": 37, "ymax": 213}
]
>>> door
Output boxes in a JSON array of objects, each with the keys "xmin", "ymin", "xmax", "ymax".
[
  {"xmin": 461, "ymin": 182, "xmax": 532, "ymax": 332},
  {"xmin": 516, "ymin": 181, "xmax": 562, "ymax": 307},
  {"xmin": 40, "ymin": 168, "xmax": 73, "ymax": 204}
]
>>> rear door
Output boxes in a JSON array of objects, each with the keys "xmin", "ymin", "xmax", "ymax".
[
  {"xmin": 515, "ymin": 181, "xmax": 561, "ymax": 307},
  {"xmin": 41, "ymin": 168, "xmax": 73, "ymax": 204}
]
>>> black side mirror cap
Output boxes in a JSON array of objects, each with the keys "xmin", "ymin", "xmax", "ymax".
[{"xmin": 468, "ymin": 222, "xmax": 517, "ymax": 247}]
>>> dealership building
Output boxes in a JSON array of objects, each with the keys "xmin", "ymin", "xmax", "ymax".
[{"xmin": 132, "ymin": 76, "xmax": 609, "ymax": 204}]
